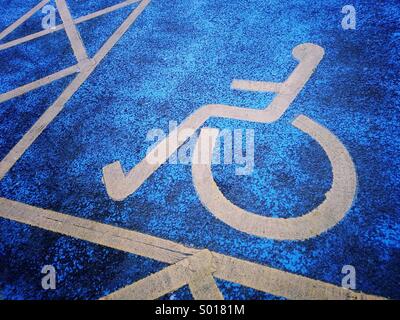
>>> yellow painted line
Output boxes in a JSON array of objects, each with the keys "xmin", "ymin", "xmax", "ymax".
[
  {"xmin": 0, "ymin": 0, "xmax": 151, "ymax": 180},
  {"xmin": 0, "ymin": 0, "xmax": 141, "ymax": 51},
  {"xmin": 101, "ymin": 250, "xmax": 223, "ymax": 300},
  {"xmin": 0, "ymin": 65, "xmax": 78, "ymax": 103},
  {"xmin": 0, "ymin": 0, "xmax": 49, "ymax": 41},
  {"xmin": 55, "ymin": 0, "xmax": 89, "ymax": 66},
  {"xmin": 192, "ymin": 116, "xmax": 357, "ymax": 240},
  {"xmin": 102, "ymin": 43, "xmax": 325, "ymax": 201}
]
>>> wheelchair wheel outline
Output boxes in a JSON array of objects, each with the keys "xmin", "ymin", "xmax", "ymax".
[{"xmin": 192, "ymin": 115, "xmax": 357, "ymax": 240}]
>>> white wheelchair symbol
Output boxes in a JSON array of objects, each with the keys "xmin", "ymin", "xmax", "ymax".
[{"xmin": 102, "ymin": 43, "xmax": 357, "ymax": 241}]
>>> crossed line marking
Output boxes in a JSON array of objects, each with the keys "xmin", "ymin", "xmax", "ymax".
[
  {"xmin": 0, "ymin": 0, "xmax": 387, "ymax": 300},
  {"xmin": 55, "ymin": 0, "xmax": 89, "ymax": 68},
  {"xmin": 0, "ymin": 0, "xmax": 141, "ymax": 103},
  {"xmin": 0, "ymin": 0, "xmax": 150, "ymax": 179},
  {"xmin": 0, "ymin": 198, "xmax": 385, "ymax": 300},
  {"xmin": 0, "ymin": 0, "xmax": 50, "ymax": 41},
  {"xmin": 101, "ymin": 250, "xmax": 224, "ymax": 300},
  {"xmin": 0, "ymin": 0, "xmax": 141, "ymax": 51},
  {"xmin": 101, "ymin": 43, "xmax": 357, "ymax": 242}
]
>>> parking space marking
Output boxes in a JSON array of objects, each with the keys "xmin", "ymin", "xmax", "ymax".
[
  {"xmin": 101, "ymin": 250, "xmax": 223, "ymax": 300},
  {"xmin": 213, "ymin": 253, "xmax": 384, "ymax": 300},
  {"xmin": 0, "ymin": 1, "xmax": 389, "ymax": 300},
  {"xmin": 0, "ymin": 65, "xmax": 78, "ymax": 103},
  {"xmin": 0, "ymin": 0, "xmax": 49, "ymax": 40},
  {"xmin": 0, "ymin": 0, "xmax": 151, "ymax": 180},
  {"xmin": 0, "ymin": 197, "xmax": 384, "ymax": 300},
  {"xmin": 0, "ymin": 197, "xmax": 196, "ymax": 264}
]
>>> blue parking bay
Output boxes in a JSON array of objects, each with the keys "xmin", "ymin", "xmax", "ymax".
[{"xmin": 0, "ymin": 0, "xmax": 399, "ymax": 299}]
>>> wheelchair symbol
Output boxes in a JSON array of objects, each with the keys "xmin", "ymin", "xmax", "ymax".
[{"xmin": 102, "ymin": 43, "xmax": 357, "ymax": 240}]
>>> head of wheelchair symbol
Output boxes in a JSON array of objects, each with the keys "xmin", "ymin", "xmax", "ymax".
[{"xmin": 102, "ymin": 43, "xmax": 357, "ymax": 241}]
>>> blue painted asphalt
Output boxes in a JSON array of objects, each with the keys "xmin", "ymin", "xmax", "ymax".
[{"xmin": 0, "ymin": 0, "xmax": 399, "ymax": 299}]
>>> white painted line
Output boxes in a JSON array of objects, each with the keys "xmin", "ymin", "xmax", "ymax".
[
  {"xmin": 0, "ymin": 65, "xmax": 78, "ymax": 103},
  {"xmin": 55, "ymin": 0, "xmax": 89, "ymax": 66},
  {"xmin": 75, "ymin": 0, "xmax": 141, "ymax": 25},
  {"xmin": 92, "ymin": 0, "xmax": 150, "ymax": 63},
  {"xmin": 101, "ymin": 250, "xmax": 223, "ymax": 300},
  {"xmin": 0, "ymin": 28, "xmax": 56, "ymax": 52},
  {"xmin": 0, "ymin": 197, "xmax": 196, "ymax": 264},
  {"xmin": 0, "ymin": 3, "xmax": 386, "ymax": 300},
  {"xmin": 0, "ymin": 0, "xmax": 49, "ymax": 41},
  {"xmin": 192, "ymin": 116, "xmax": 357, "ymax": 240},
  {"xmin": 0, "ymin": 70, "xmax": 89, "ymax": 180},
  {"xmin": 188, "ymin": 274, "xmax": 224, "ymax": 300},
  {"xmin": 213, "ymin": 253, "xmax": 384, "ymax": 300},
  {"xmin": 0, "ymin": 0, "xmax": 141, "ymax": 51},
  {"xmin": 231, "ymin": 79, "xmax": 282, "ymax": 93},
  {"xmin": 0, "ymin": 0, "xmax": 151, "ymax": 180},
  {"xmin": 0, "ymin": 197, "xmax": 385, "ymax": 300}
]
